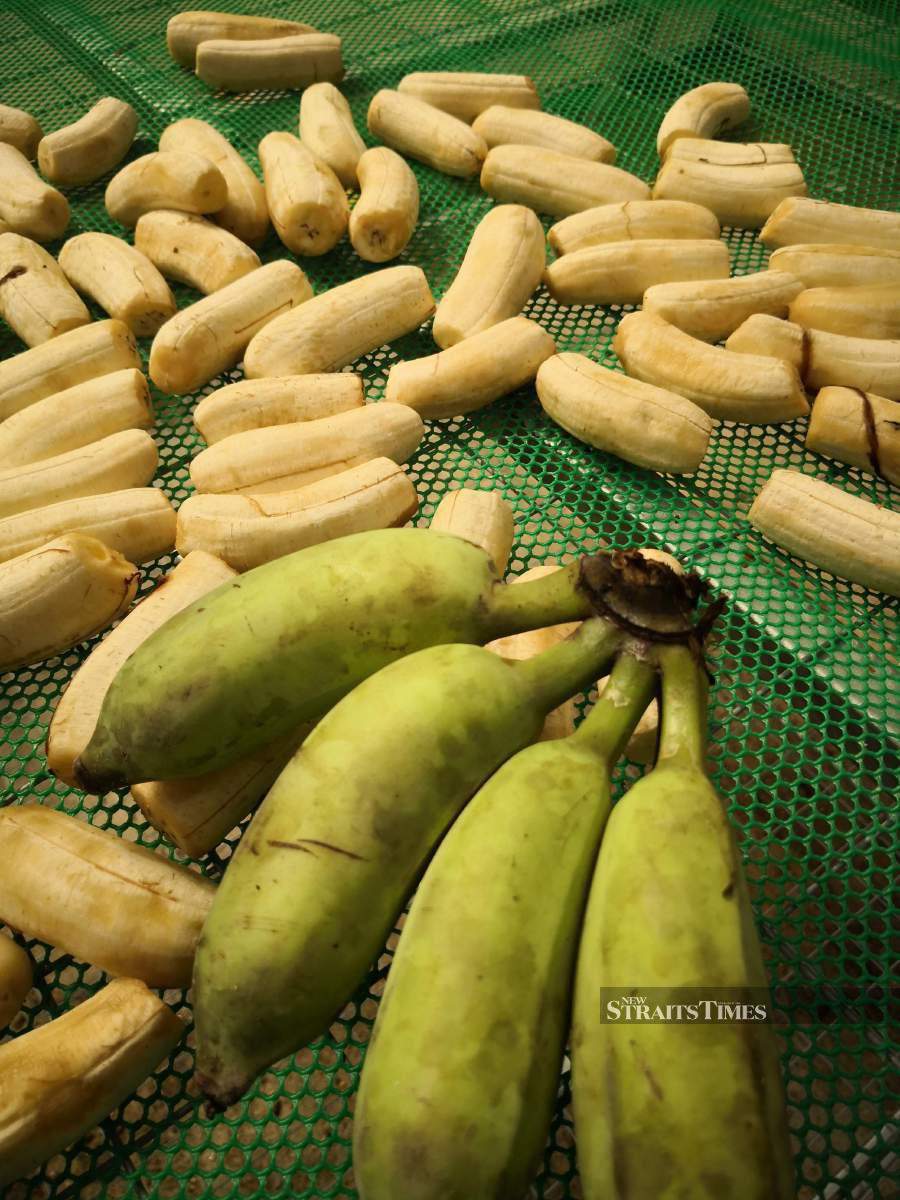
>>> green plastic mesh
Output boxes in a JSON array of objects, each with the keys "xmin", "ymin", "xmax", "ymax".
[{"xmin": 1, "ymin": 0, "xmax": 897, "ymax": 1195}]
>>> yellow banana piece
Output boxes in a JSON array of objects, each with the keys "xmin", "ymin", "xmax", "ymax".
[
  {"xmin": 349, "ymin": 146, "xmax": 419, "ymax": 263},
  {"xmin": 387, "ymin": 314, "xmax": 555, "ymax": 418},
  {"xmin": 0, "ymin": 143, "xmax": 68, "ymax": 242},
  {"xmin": 0, "ymin": 233, "xmax": 89, "ymax": 346},
  {"xmin": 760, "ymin": 195, "xmax": 900, "ymax": 251},
  {"xmin": 549, "ymin": 198, "xmax": 719, "ymax": 256},
  {"xmin": 196, "ymin": 33, "xmax": 343, "ymax": 92},
  {"xmin": 749, "ymin": 468, "xmax": 900, "ymax": 595},
  {"xmin": 190, "ymin": 402, "xmax": 424, "ymax": 493},
  {"xmin": 768, "ymin": 243, "xmax": 900, "ymax": 288},
  {"xmin": 0, "ymin": 103, "xmax": 42, "ymax": 159},
  {"xmin": 432, "ymin": 204, "xmax": 545, "ymax": 347},
  {"xmin": 37, "ymin": 97, "xmax": 137, "ymax": 187},
  {"xmin": 58, "ymin": 232, "xmax": 175, "ymax": 337},
  {"xmin": 0, "ymin": 318, "xmax": 140, "ymax": 420},
  {"xmin": 259, "ymin": 130, "xmax": 349, "ymax": 256},
  {"xmin": 368, "ymin": 88, "xmax": 487, "ymax": 178},
  {"xmin": 159, "ymin": 117, "xmax": 269, "ymax": 246},
  {"xmin": 177, "ymin": 457, "xmax": 419, "ymax": 571},
  {"xmin": 0, "ymin": 933, "xmax": 31, "ymax": 1029},
  {"xmin": 537, "ymin": 351, "xmax": 712, "ymax": 472},
  {"xmin": 804, "ymin": 328, "xmax": 900, "ymax": 398},
  {"xmin": 724, "ymin": 313, "xmax": 806, "ymax": 371},
  {"xmin": 134, "ymin": 210, "xmax": 260, "ymax": 293},
  {"xmin": 473, "ymin": 104, "xmax": 614, "ymax": 161},
  {"xmin": 807, "ymin": 386, "xmax": 900, "ymax": 485},
  {"xmin": 195, "ymin": 373, "xmax": 364, "ymax": 444},
  {"xmin": 642, "ymin": 268, "xmax": 803, "ymax": 341},
  {"xmin": 244, "ymin": 264, "xmax": 435, "ymax": 377},
  {"xmin": 665, "ymin": 137, "xmax": 794, "ymax": 165},
  {"xmin": 790, "ymin": 283, "xmax": 900, "ymax": 340},
  {"xmin": 397, "ymin": 71, "xmax": 540, "ymax": 121},
  {"xmin": 481, "ymin": 144, "xmax": 650, "ymax": 215},
  {"xmin": 299, "ymin": 82, "xmax": 366, "ymax": 188},
  {"xmin": 656, "ymin": 81, "xmax": 750, "ymax": 156},
  {"xmin": 545, "ymin": 237, "xmax": 729, "ymax": 305},
  {"xmin": 0, "ymin": 977, "xmax": 183, "ymax": 1190},
  {"xmin": 166, "ymin": 9, "xmax": 315, "ymax": 67},
  {"xmin": 105, "ymin": 151, "xmax": 227, "ymax": 227},
  {"xmin": 0, "ymin": 533, "xmax": 138, "ymax": 670},
  {"xmin": 614, "ymin": 310, "xmax": 808, "ymax": 422},
  {"xmin": 149, "ymin": 259, "xmax": 311, "ymax": 394},
  {"xmin": 429, "ymin": 487, "xmax": 515, "ymax": 574},
  {"xmin": 653, "ymin": 158, "xmax": 807, "ymax": 229}
]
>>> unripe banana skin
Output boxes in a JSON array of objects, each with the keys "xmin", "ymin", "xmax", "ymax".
[
  {"xmin": 724, "ymin": 313, "xmax": 806, "ymax": 372},
  {"xmin": 0, "ymin": 233, "xmax": 89, "ymax": 346},
  {"xmin": 37, "ymin": 97, "xmax": 137, "ymax": 187},
  {"xmin": 760, "ymin": 195, "xmax": 900, "ymax": 252},
  {"xmin": 482, "ymin": 144, "xmax": 650, "ymax": 215},
  {"xmin": 790, "ymin": 283, "xmax": 900, "ymax": 340},
  {"xmin": 349, "ymin": 147, "xmax": 419, "ymax": 262},
  {"xmin": 433, "ymin": 204, "xmax": 545, "ymax": 347},
  {"xmin": 429, "ymin": 487, "xmax": 515, "ymax": 574},
  {"xmin": 0, "ymin": 933, "xmax": 31, "ymax": 1029},
  {"xmin": 397, "ymin": 71, "xmax": 540, "ymax": 122},
  {"xmin": 0, "ymin": 143, "xmax": 69, "ymax": 242},
  {"xmin": 643, "ymin": 269, "xmax": 804, "ymax": 342},
  {"xmin": 0, "ymin": 103, "xmax": 42, "ymax": 159},
  {"xmin": 0, "ymin": 533, "xmax": 138, "ymax": 670},
  {"xmin": 653, "ymin": 158, "xmax": 807, "ymax": 229},
  {"xmin": 388, "ymin": 315, "xmax": 555, "ymax": 419},
  {"xmin": 769, "ymin": 243, "xmax": 900, "ymax": 288},
  {"xmin": 299, "ymin": 82, "xmax": 366, "ymax": 188},
  {"xmin": 259, "ymin": 131, "xmax": 349, "ymax": 257},
  {"xmin": 0, "ymin": 977, "xmax": 183, "ymax": 1189},
  {"xmin": 549, "ymin": 199, "xmax": 720, "ymax": 256},
  {"xmin": 105, "ymin": 151, "xmax": 227, "ymax": 227},
  {"xmin": 367, "ymin": 89, "xmax": 487, "ymax": 178},
  {"xmin": 195, "ymin": 373, "xmax": 364, "ymax": 444},
  {"xmin": 473, "ymin": 105, "xmax": 614, "ymax": 162},
  {"xmin": 807, "ymin": 386, "xmax": 900, "ymax": 485},
  {"xmin": 135, "ymin": 210, "xmax": 260, "ymax": 294},
  {"xmin": 166, "ymin": 10, "xmax": 316, "ymax": 67},
  {"xmin": 59, "ymin": 232, "xmax": 176, "ymax": 337},
  {"xmin": 545, "ymin": 238, "xmax": 729, "ymax": 306},
  {"xmin": 656, "ymin": 81, "xmax": 750, "ymax": 157},
  {"xmin": 196, "ymin": 33, "xmax": 343, "ymax": 93}
]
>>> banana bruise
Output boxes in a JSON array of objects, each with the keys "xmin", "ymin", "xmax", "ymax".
[
  {"xmin": 244, "ymin": 265, "xmax": 434, "ymax": 377},
  {"xmin": 387, "ymin": 315, "xmax": 555, "ymax": 419},
  {"xmin": 177, "ymin": 457, "xmax": 419, "ymax": 571},
  {"xmin": 0, "ymin": 103, "xmax": 42, "ymax": 159},
  {"xmin": 724, "ymin": 313, "xmax": 806, "ymax": 372},
  {"xmin": 614, "ymin": 310, "xmax": 809, "ymax": 423},
  {"xmin": 665, "ymin": 138, "xmax": 794, "ymax": 165},
  {"xmin": 58, "ymin": 232, "xmax": 176, "ymax": 337},
  {"xmin": 194, "ymin": 374, "xmax": 364, "ymax": 444},
  {"xmin": 349, "ymin": 147, "xmax": 419, "ymax": 263},
  {"xmin": 642, "ymin": 269, "xmax": 804, "ymax": 342},
  {"xmin": 433, "ymin": 204, "xmax": 545, "ymax": 347},
  {"xmin": 0, "ymin": 143, "xmax": 69, "ymax": 242},
  {"xmin": 653, "ymin": 158, "xmax": 807, "ymax": 229},
  {"xmin": 429, "ymin": 487, "xmax": 515, "ymax": 574},
  {"xmin": 807, "ymin": 386, "xmax": 900, "ymax": 485},
  {"xmin": 196, "ymin": 33, "xmax": 343, "ymax": 93},
  {"xmin": 135, "ymin": 210, "xmax": 260, "ymax": 293},
  {"xmin": 397, "ymin": 71, "xmax": 540, "ymax": 121},
  {"xmin": 0, "ymin": 233, "xmax": 89, "ymax": 346},
  {"xmin": 259, "ymin": 131, "xmax": 349, "ymax": 256},
  {"xmin": 37, "ymin": 97, "xmax": 137, "ymax": 187},
  {"xmin": 473, "ymin": 105, "xmax": 614, "ymax": 162},
  {"xmin": 760, "ymin": 195, "xmax": 900, "ymax": 252},
  {"xmin": 482, "ymin": 144, "xmax": 650, "ymax": 215},
  {"xmin": 656, "ymin": 81, "xmax": 750, "ymax": 157},
  {"xmin": 105, "ymin": 151, "xmax": 227, "ymax": 227},
  {"xmin": 768, "ymin": 243, "xmax": 900, "ymax": 288},
  {"xmin": 790, "ymin": 283, "xmax": 900, "ymax": 340},
  {"xmin": 536, "ymin": 352, "xmax": 712, "ymax": 473},
  {"xmin": 367, "ymin": 89, "xmax": 487, "ymax": 178},
  {"xmin": 549, "ymin": 199, "xmax": 719, "ymax": 256},
  {"xmin": 166, "ymin": 10, "xmax": 316, "ymax": 67},
  {"xmin": 149, "ymin": 260, "xmax": 312, "ymax": 394},
  {"xmin": 0, "ymin": 933, "xmax": 31, "ymax": 1029},
  {"xmin": 190, "ymin": 403, "xmax": 424, "ymax": 493},
  {"xmin": 299, "ymin": 82, "xmax": 366, "ymax": 188},
  {"xmin": 0, "ymin": 534, "xmax": 139, "ymax": 671},
  {"xmin": 545, "ymin": 238, "xmax": 729, "ymax": 306}
]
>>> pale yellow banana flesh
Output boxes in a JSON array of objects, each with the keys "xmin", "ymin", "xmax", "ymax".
[
  {"xmin": 643, "ymin": 268, "xmax": 804, "ymax": 341},
  {"xmin": 805, "ymin": 328, "xmax": 900, "ymax": 398},
  {"xmin": 614, "ymin": 309, "xmax": 809, "ymax": 422},
  {"xmin": 536, "ymin": 351, "xmax": 712, "ymax": 473},
  {"xmin": 196, "ymin": 33, "xmax": 343, "ymax": 92},
  {"xmin": 769, "ymin": 243, "xmax": 900, "ymax": 288},
  {"xmin": 176, "ymin": 457, "xmax": 419, "ymax": 571},
  {"xmin": 432, "ymin": 204, "xmax": 545, "ymax": 347},
  {"xmin": 59, "ymin": 232, "xmax": 176, "ymax": 337},
  {"xmin": 105, "ymin": 151, "xmax": 227, "ymax": 227},
  {"xmin": 0, "ymin": 103, "xmax": 42, "ymax": 159},
  {"xmin": 790, "ymin": 283, "xmax": 900, "ymax": 340},
  {"xmin": 134, "ymin": 210, "xmax": 260, "ymax": 293},
  {"xmin": 37, "ymin": 97, "xmax": 137, "ymax": 187},
  {"xmin": 244, "ymin": 264, "xmax": 435, "ymax": 377},
  {"xmin": 0, "ymin": 533, "xmax": 139, "ymax": 670},
  {"xmin": 481, "ymin": 143, "xmax": 650, "ymax": 216},
  {"xmin": 47, "ymin": 549, "xmax": 237, "ymax": 785},
  {"xmin": 760, "ymin": 195, "xmax": 900, "ymax": 252},
  {"xmin": 749, "ymin": 468, "xmax": 900, "ymax": 596},
  {"xmin": 548, "ymin": 199, "xmax": 720, "ymax": 256},
  {"xmin": 387, "ymin": 315, "xmax": 555, "ymax": 419},
  {"xmin": 349, "ymin": 147, "xmax": 419, "ymax": 263},
  {"xmin": 0, "ymin": 143, "xmax": 69, "ymax": 242},
  {"xmin": 545, "ymin": 238, "xmax": 729, "ymax": 306},
  {"xmin": 190, "ymin": 402, "xmax": 424, "ymax": 493},
  {"xmin": 807, "ymin": 386, "xmax": 900, "ymax": 485},
  {"xmin": 724, "ymin": 313, "xmax": 807, "ymax": 372},
  {"xmin": 665, "ymin": 137, "xmax": 794, "ymax": 165},
  {"xmin": 428, "ymin": 487, "xmax": 515, "ymax": 573},
  {"xmin": 259, "ymin": 131, "xmax": 349, "ymax": 257},
  {"xmin": 166, "ymin": 10, "xmax": 316, "ymax": 67},
  {"xmin": 299, "ymin": 82, "xmax": 366, "ymax": 188},
  {"xmin": 473, "ymin": 105, "xmax": 614, "ymax": 162},
  {"xmin": 656, "ymin": 81, "xmax": 750, "ymax": 156},
  {"xmin": 397, "ymin": 71, "xmax": 540, "ymax": 122},
  {"xmin": 149, "ymin": 259, "xmax": 312, "ymax": 394},
  {"xmin": 0, "ymin": 932, "xmax": 31, "ymax": 1029},
  {"xmin": 194, "ymin": 373, "xmax": 364, "ymax": 444},
  {"xmin": 0, "ymin": 233, "xmax": 89, "ymax": 346},
  {"xmin": 653, "ymin": 157, "xmax": 807, "ymax": 229},
  {"xmin": 367, "ymin": 89, "xmax": 487, "ymax": 178}
]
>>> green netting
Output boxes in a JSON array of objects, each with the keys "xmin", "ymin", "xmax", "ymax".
[{"xmin": 1, "ymin": 0, "xmax": 897, "ymax": 1196}]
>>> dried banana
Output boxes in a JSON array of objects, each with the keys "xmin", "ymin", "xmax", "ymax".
[
  {"xmin": 105, "ymin": 151, "xmax": 227, "ymax": 227},
  {"xmin": 482, "ymin": 144, "xmax": 649, "ymax": 215},
  {"xmin": 134, "ymin": 210, "xmax": 260, "ymax": 293},
  {"xmin": 789, "ymin": 283, "xmax": 900, "ymax": 340},
  {"xmin": 0, "ymin": 233, "xmax": 89, "ymax": 346},
  {"xmin": 643, "ymin": 268, "xmax": 804, "ymax": 341},
  {"xmin": 0, "ymin": 933, "xmax": 31, "ymax": 1029},
  {"xmin": 0, "ymin": 143, "xmax": 69, "ymax": 242},
  {"xmin": 58, "ymin": 232, "xmax": 176, "ymax": 337},
  {"xmin": 349, "ymin": 146, "xmax": 419, "ymax": 263},
  {"xmin": 196, "ymin": 33, "xmax": 343, "ymax": 92},
  {"xmin": 807, "ymin": 386, "xmax": 900, "ymax": 485},
  {"xmin": 653, "ymin": 157, "xmax": 807, "ymax": 229},
  {"xmin": 545, "ymin": 238, "xmax": 729, "ymax": 306},
  {"xmin": 472, "ymin": 105, "xmax": 614, "ymax": 162},
  {"xmin": 397, "ymin": 71, "xmax": 540, "ymax": 122},
  {"xmin": 194, "ymin": 374, "xmax": 364, "ymax": 444},
  {"xmin": 0, "ymin": 103, "xmax": 42, "ymax": 159},
  {"xmin": 665, "ymin": 137, "xmax": 794, "ymax": 165},
  {"xmin": 429, "ymin": 488, "xmax": 515, "ymax": 574},
  {"xmin": 166, "ymin": 9, "xmax": 316, "ymax": 67},
  {"xmin": 656, "ymin": 82, "xmax": 750, "ymax": 157},
  {"xmin": 367, "ymin": 89, "xmax": 487, "ymax": 178},
  {"xmin": 804, "ymin": 329, "xmax": 900, "ymax": 398},
  {"xmin": 299, "ymin": 82, "xmax": 366, "ymax": 188},
  {"xmin": 724, "ymin": 313, "xmax": 806, "ymax": 372},
  {"xmin": 759, "ymin": 196, "xmax": 900, "ymax": 252},
  {"xmin": 37, "ymin": 97, "xmax": 137, "ymax": 186},
  {"xmin": 258, "ymin": 130, "xmax": 349, "ymax": 256},
  {"xmin": 768, "ymin": 243, "xmax": 900, "ymax": 288},
  {"xmin": 548, "ymin": 198, "xmax": 720, "ymax": 256}
]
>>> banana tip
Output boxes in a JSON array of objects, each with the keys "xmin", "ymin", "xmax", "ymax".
[
  {"xmin": 195, "ymin": 1068, "xmax": 248, "ymax": 1112},
  {"xmin": 72, "ymin": 753, "xmax": 126, "ymax": 795}
]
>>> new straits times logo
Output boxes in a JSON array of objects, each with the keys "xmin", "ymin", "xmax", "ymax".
[
  {"xmin": 602, "ymin": 991, "xmax": 769, "ymax": 1024},
  {"xmin": 598, "ymin": 984, "xmax": 894, "ymax": 1025}
]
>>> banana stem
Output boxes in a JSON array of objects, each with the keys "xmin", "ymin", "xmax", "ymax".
[
  {"xmin": 514, "ymin": 616, "xmax": 621, "ymax": 713},
  {"xmin": 570, "ymin": 650, "xmax": 658, "ymax": 763},
  {"xmin": 487, "ymin": 559, "xmax": 592, "ymax": 634},
  {"xmin": 656, "ymin": 642, "xmax": 708, "ymax": 771}
]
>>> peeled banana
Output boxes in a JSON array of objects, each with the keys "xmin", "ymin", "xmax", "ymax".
[
  {"xmin": 134, "ymin": 210, "xmax": 260, "ymax": 293},
  {"xmin": 59, "ymin": 232, "xmax": 176, "ymax": 337},
  {"xmin": 724, "ymin": 313, "xmax": 807, "ymax": 372},
  {"xmin": 196, "ymin": 33, "xmax": 343, "ymax": 92},
  {"xmin": 105, "ymin": 151, "xmax": 227, "ymax": 227},
  {"xmin": 0, "ymin": 534, "xmax": 138, "ymax": 670},
  {"xmin": 805, "ymin": 328, "xmax": 900, "ymax": 398},
  {"xmin": 545, "ymin": 238, "xmax": 729, "ymax": 306},
  {"xmin": 387, "ymin": 315, "xmax": 555, "ymax": 419},
  {"xmin": 166, "ymin": 10, "xmax": 316, "ymax": 67},
  {"xmin": 194, "ymin": 373, "xmax": 364, "ymax": 444},
  {"xmin": 0, "ymin": 143, "xmax": 69, "ymax": 242},
  {"xmin": 432, "ymin": 204, "xmax": 545, "ymax": 347},
  {"xmin": 0, "ymin": 933, "xmax": 31, "ymax": 1029},
  {"xmin": 429, "ymin": 487, "xmax": 515, "ymax": 573},
  {"xmin": 259, "ymin": 130, "xmax": 349, "ymax": 256},
  {"xmin": 653, "ymin": 157, "xmax": 807, "ymax": 229},
  {"xmin": 177, "ymin": 457, "xmax": 419, "ymax": 571},
  {"xmin": 537, "ymin": 351, "xmax": 713, "ymax": 472},
  {"xmin": 149, "ymin": 259, "xmax": 311, "ymax": 394},
  {"xmin": 665, "ymin": 137, "xmax": 794, "ymax": 165},
  {"xmin": 768, "ymin": 243, "xmax": 900, "ymax": 288},
  {"xmin": 614, "ymin": 310, "xmax": 809, "ymax": 422},
  {"xmin": 299, "ymin": 82, "xmax": 366, "ymax": 188},
  {"xmin": 759, "ymin": 195, "xmax": 900, "ymax": 252},
  {"xmin": 789, "ymin": 283, "xmax": 900, "ymax": 340},
  {"xmin": 807, "ymin": 386, "xmax": 900, "ymax": 485},
  {"xmin": 482, "ymin": 144, "xmax": 650, "ymax": 215},
  {"xmin": 472, "ymin": 105, "xmax": 614, "ymax": 161},
  {"xmin": 367, "ymin": 88, "xmax": 487, "ymax": 178},
  {"xmin": 244, "ymin": 265, "xmax": 434, "ymax": 378},
  {"xmin": 0, "ymin": 233, "xmax": 89, "ymax": 346},
  {"xmin": 656, "ymin": 81, "xmax": 750, "ymax": 156},
  {"xmin": 548, "ymin": 198, "xmax": 720, "ymax": 256},
  {"xmin": 37, "ymin": 97, "xmax": 137, "ymax": 186},
  {"xmin": 0, "ymin": 103, "xmax": 42, "ymax": 159},
  {"xmin": 349, "ymin": 146, "xmax": 419, "ymax": 262},
  {"xmin": 190, "ymin": 402, "xmax": 424, "ymax": 493},
  {"xmin": 397, "ymin": 71, "xmax": 540, "ymax": 121},
  {"xmin": 0, "ymin": 977, "xmax": 183, "ymax": 1190},
  {"xmin": 643, "ymin": 269, "xmax": 804, "ymax": 342}
]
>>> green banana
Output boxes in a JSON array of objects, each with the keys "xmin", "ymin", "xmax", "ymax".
[
  {"xmin": 353, "ymin": 650, "xmax": 657, "ymax": 1200},
  {"xmin": 572, "ymin": 643, "xmax": 795, "ymax": 1200}
]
